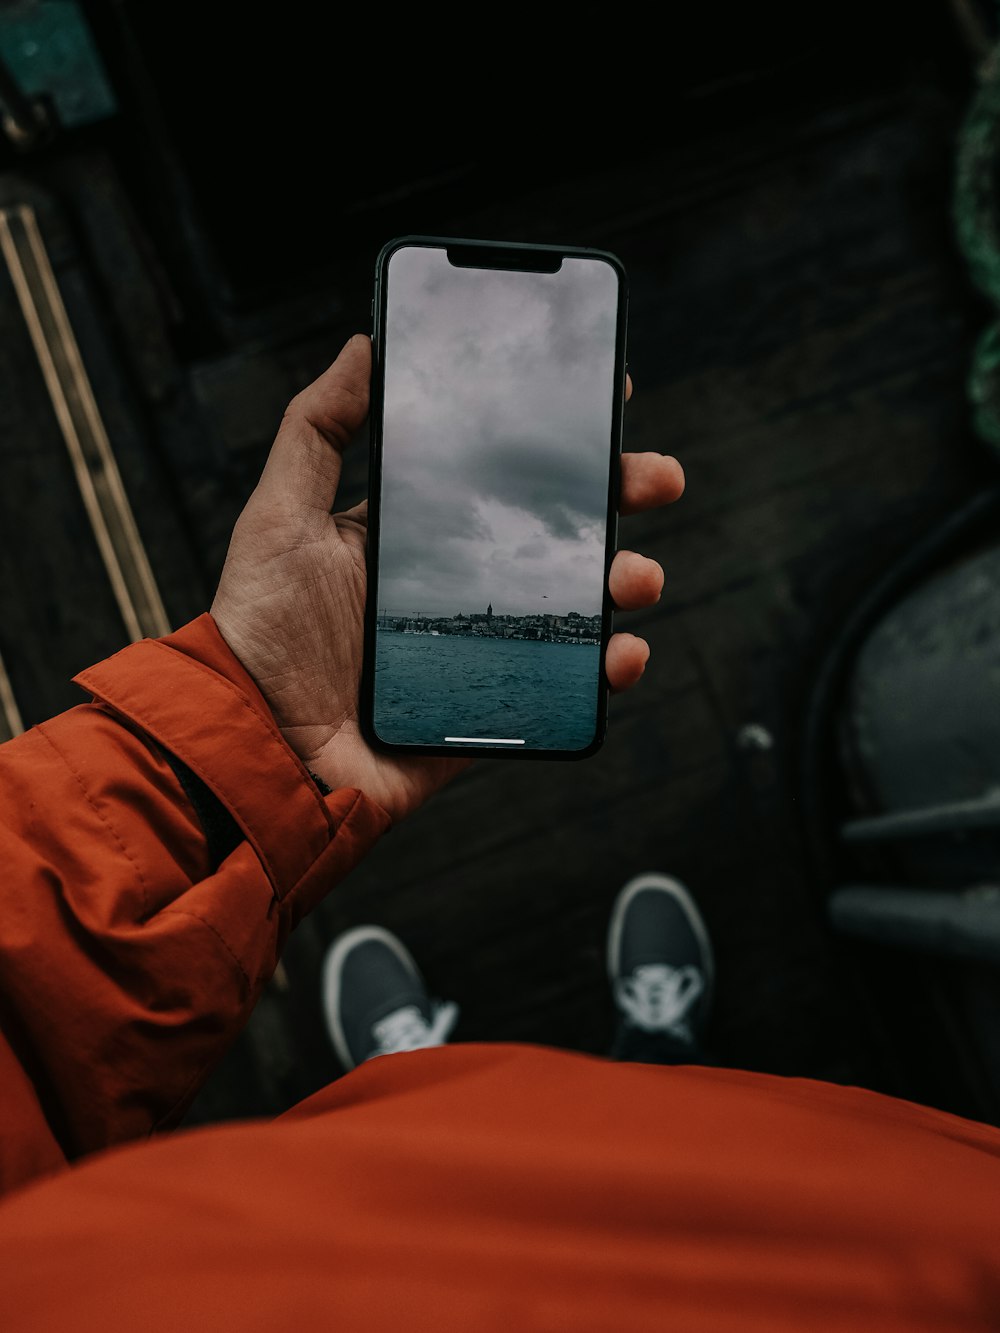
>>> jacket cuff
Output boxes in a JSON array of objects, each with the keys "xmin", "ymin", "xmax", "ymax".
[{"xmin": 73, "ymin": 613, "xmax": 390, "ymax": 918}]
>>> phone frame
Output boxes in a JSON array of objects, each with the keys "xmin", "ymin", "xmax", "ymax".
[{"xmin": 361, "ymin": 235, "xmax": 628, "ymax": 761}]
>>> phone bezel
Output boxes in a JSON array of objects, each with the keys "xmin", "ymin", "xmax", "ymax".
[{"xmin": 360, "ymin": 235, "xmax": 628, "ymax": 761}]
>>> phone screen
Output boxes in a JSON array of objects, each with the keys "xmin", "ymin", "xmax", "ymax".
[{"xmin": 369, "ymin": 241, "xmax": 624, "ymax": 755}]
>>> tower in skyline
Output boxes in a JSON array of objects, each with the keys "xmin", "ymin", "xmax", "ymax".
[{"xmin": 487, "ymin": 601, "xmax": 493, "ymax": 624}]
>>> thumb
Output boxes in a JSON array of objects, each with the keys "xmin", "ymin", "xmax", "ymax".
[{"xmin": 257, "ymin": 334, "xmax": 371, "ymax": 517}]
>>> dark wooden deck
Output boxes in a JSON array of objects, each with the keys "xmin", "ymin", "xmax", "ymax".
[{"xmin": 1, "ymin": 2, "xmax": 996, "ymax": 1124}]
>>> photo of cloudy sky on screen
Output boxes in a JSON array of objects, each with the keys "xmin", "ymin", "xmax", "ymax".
[{"xmin": 378, "ymin": 247, "xmax": 619, "ymax": 618}]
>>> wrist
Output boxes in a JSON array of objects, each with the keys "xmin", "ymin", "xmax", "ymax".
[{"xmin": 73, "ymin": 615, "xmax": 391, "ymax": 906}]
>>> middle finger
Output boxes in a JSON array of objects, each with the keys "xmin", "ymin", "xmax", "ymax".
[{"xmin": 609, "ymin": 549, "xmax": 664, "ymax": 611}]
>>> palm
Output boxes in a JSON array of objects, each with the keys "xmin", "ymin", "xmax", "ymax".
[{"xmin": 213, "ymin": 493, "xmax": 467, "ymax": 824}]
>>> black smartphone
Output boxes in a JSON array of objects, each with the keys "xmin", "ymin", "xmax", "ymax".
[{"xmin": 362, "ymin": 236, "xmax": 628, "ymax": 759}]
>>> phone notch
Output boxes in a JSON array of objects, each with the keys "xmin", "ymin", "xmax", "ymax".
[{"xmin": 446, "ymin": 243, "xmax": 563, "ymax": 274}]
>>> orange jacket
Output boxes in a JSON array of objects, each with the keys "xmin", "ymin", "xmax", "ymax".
[{"xmin": 1, "ymin": 616, "xmax": 999, "ymax": 1330}]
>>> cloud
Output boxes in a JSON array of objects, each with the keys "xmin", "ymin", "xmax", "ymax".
[
  {"xmin": 464, "ymin": 434, "xmax": 608, "ymax": 540},
  {"xmin": 514, "ymin": 539, "xmax": 548, "ymax": 560},
  {"xmin": 377, "ymin": 245, "xmax": 620, "ymax": 617}
]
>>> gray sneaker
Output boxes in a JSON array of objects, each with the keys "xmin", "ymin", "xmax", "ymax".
[
  {"xmin": 322, "ymin": 926, "xmax": 459, "ymax": 1071},
  {"xmin": 607, "ymin": 873, "xmax": 714, "ymax": 1060}
]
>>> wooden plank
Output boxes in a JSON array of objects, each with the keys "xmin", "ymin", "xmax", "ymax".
[
  {"xmin": 0, "ymin": 203, "xmax": 170, "ymax": 642},
  {"xmin": 0, "ymin": 197, "xmax": 127, "ymax": 724}
]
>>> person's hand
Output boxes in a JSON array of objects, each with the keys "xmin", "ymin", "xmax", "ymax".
[{"xmin": 211, "ymin": 335, "xmax": 684, "ymax": 823}]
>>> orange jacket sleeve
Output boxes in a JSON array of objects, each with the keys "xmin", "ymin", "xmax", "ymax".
[{"xmin": 0, "ymin": 614, "xmax": 390, "ymax": 1196}]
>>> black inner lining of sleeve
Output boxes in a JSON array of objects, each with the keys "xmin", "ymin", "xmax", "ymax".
[{"xmin": 158, "ymin": 746, "xmax": 244, "ymax": 871}]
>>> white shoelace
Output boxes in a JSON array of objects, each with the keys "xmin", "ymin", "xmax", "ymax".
[
  {"xmin": 614, "ymin": 964, "xmax": 704, "ymax": 1040},
  {"xmin": 367, "ymin": 1001, "xmax": 459, "ymax": 1060}
]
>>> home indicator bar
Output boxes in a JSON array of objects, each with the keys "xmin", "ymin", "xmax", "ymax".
[{"xmin": 445, "ymin": 737, "xmax": 526, "ymax": 745}]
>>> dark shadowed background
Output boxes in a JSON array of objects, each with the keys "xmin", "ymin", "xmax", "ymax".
[{"xmin": 2, "ymin": 0, "xmax": 999, "ymax": 1125}]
